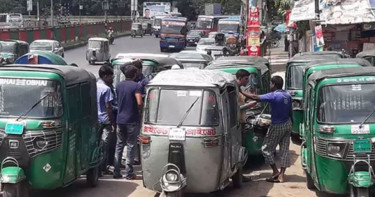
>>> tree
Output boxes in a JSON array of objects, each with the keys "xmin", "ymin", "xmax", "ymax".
[{"xmin": 274, "ymin": 0, "xmax": 293, "ymax": 17}]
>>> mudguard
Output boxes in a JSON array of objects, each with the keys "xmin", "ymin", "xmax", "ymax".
[
  {"xmin": 0, "ymin": 167, "xmax": 26, "ymax": 184},
  {"xmin": 301, "ymin": 142, "xmax": 308, "ymax": 170},
  {"xmin": 348, "ymin": 171, "xmax": 373, "ymax": 188},
  {"xmin": 299, "ymin": 123, "xmax": 305, "ymax": 139}
]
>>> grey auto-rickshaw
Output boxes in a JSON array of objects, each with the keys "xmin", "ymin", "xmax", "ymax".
[
  {"xmin": 356, "ymin": 49, "xmax": 375, "ymax": 66},
  {"xmin": 86, "ymin": 37, "xmax": 111, "ymax": 65},
  {"xmin": 140, "ymin": 69, "xmax": 246, "ymax": 197},
  {"xmin": 131, "ymin": 23, "xmax": 144, "ymax": 38}
]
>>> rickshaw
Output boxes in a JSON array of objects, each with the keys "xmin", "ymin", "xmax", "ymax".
[
  {"xmin": 86, "ymin": 37, "xmax": 111, "ymax": 65},
  {"xmin": 0, "ymin": 64, "xmax": 101, "ymax": 197},
  {"xmin": 110, "ymin": 54, "xmax": 183, "ymax": 87},
  {"xmin": 140, "ymin": 69, "xmax": 246, "ymax": 197},
  {"xmin": 131, "ymin": 23, "xmax": 144, "ymax": 38},
  {"xmin": 0, "ymin": 40, "xmax": 29, "ymax": 64},
  {"xmin": 205, "ymin": 59, "xmax": 271, "ymax": 156},
  {"xmin": 15, "ymin": 51, "xmax": 68, "ymax": 65},
  {"xmin": 356, "ymin": 49, "xmax": 375, "ymax": 66},
  {"xmin": 301, "ymin": 66, "xmax": 375, "ymax": 197},
  {"xmin": 286, "ymin": 54, "xmax": 342, "ymax": 139}
]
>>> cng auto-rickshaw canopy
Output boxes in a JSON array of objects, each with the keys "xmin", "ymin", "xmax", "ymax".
[
  {"xmin": 308, "ymin": 67, "xmax": 375, "ymax": 88},
  {"xmin": 287, "ymin": 54, "xmax": 341, "ymax": 64},
  {"xmin": 0, "ymin": 64, "xmax": 96, "ymax": 86},
  {"xmin": 113, "ymin": 53, "xmax": 184, "ymax": 69},
  {"xmin": 206, "ymin": 61, "xmax": 268, "ymax": 75},
  {"xmin": 15, "ymin": 51, "xmax": 68, "ymax": 65},
  {"xmin": 292, "ymin": 51, "xmax": 347, "ymax": 59},
  {"xmin": 216, "ymin": 56, "xmax": 269, "ymax": 64},
  {"xmin": 149, "ymin": 69, "xmax": 236, "ymax": 88},
  {"xmin": 356, "ymin": 49, "xmax": 375, "ymax": 58},
  {"xmin": 304, "ymin": 58, "xmax": 372, "ymax": 72}
]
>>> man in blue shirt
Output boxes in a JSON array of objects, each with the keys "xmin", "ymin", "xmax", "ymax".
[
  {"xmin": 241, "ymin": 76, "xmax": 292, "ymax": 183},
  {"xmin": 96, "ymin": 65, "xmax": 116, "ymax": 175},
  {"xmin": 114, "ymin": 64, "xmax": 143, "ymax": 179}
]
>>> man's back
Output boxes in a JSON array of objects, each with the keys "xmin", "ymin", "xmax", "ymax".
[
  {"xmin": 116, "ymin": 80, "xmax": 142, "ymax": 124},
  {"xmin": 97, "ymin": 79, "xmax": 113, "ymax": 123}
]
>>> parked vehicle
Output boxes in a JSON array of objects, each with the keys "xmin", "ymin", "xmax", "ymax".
[
  {"xmin": 160, "ymin": 17, "xmax": 188, "ymax": 52},
  {"xmin": 131, "ymin": 23, "xmax": 144, "ymax": 38},
  {"xmin": 301, "ymin": 66, "xmax": 375, "ymax": 197},
  {"xmin": 86, "ymin": 37, "xmax": 111, "ymax": 65},
  {"xmin": 0, "ymin": 40, "xmax": 29, "ymax": 64},
  {"xmin": 15, "ymin": 51, "xmax": 68, "ymax": 65},
  {"xmin": 0, "ymin": 13, "xmax": 23, "ymax": 28},
  {"xmin": 30, "ymin": 40, "xmax": 64, "ymax": 58},
  {"xmin": 186, "ymin": 30, "xmax": 206, "ymax": 46},
  {"xmin": 286, "ymin": 53, "xmax": 342, "ymax": 138},
  {"xmin": 356, "ymin": 49, "xmax": 375, "ymax": 66},
  {"xmin": 0, "ymin": 64, "xmax": 101, "ymax": 197},
  {"xmin": 140, "ymin": 69, "xmax": 247, "ymax": 196},
  {"xmin": 205, "ymin": 58, "xmax": 271, "ymax": 156}
]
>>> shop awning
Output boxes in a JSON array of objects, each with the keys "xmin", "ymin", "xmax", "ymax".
[{"xmin": 290, "ymin": 0, "xmax": 316, "ymax": 22}]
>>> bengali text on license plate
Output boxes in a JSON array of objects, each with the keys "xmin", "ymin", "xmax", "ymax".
[
  {"xmin": 351, "ymin": 124, "xmax": 370, "ymax": 134},
  {"xmin": 354, "ymin": 139, "xmax": 372, "ymax": 153}
]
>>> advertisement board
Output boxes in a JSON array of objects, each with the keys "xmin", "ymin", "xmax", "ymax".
[{"xmin": 143, "ymin": 2, "xmax": 171, "ymax": 18}]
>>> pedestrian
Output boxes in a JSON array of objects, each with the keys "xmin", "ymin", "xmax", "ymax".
[
  {"xmin": 113, "ymin": 64, "xmax": 143, "ymax": 179},
  {"xmin": 284, "ymin": 36, "xmax": 289, "ymax": 52},
  {"xmin": 236, "ymin": 69, "xmax": 258, "ymax": 182},
  {"xmin": 96, "ymin": 65, "xmax": 116, "ymax": 175},
  {"xmin": 240, "ymin": 76, "xmax": 292, "ymax": 183}
]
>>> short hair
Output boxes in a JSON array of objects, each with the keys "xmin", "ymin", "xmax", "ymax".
[
  {"xmin": 99, "ymin": 65, "xmax": 113, "ymax": 78},
  {"xmin": 236, "ymin": 69, "xmax": 250, "ymax": 79},
  {"xmin": 133, "ymin": 60, "xmax": 143, "ymax": 70},
  {"xmin": 271, "ymin": 76, "xmax": 283, "ymax": 89},
  {"xmin": 121, "ymin": 65, "xmax": 138, "ymax": 79}
]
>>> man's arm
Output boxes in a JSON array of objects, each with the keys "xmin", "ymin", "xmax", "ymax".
[
  {"xmin": 135, "ymin": 93, "xmax": 143, "ymax": 108},
  {"xmin": 240, "ymin": 89, "xmax": 260, "ymax": 101},
  {"xmin": 105, "ymin": 102, "xmax": 116, "ymax": 130}
]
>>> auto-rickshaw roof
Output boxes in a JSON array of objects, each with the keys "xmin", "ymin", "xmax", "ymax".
[
  {"xmin": 0, "ymin": 40, "xmax": 29, "ymax": 45},
  {"xmin": 292, "ymin": 51, "xmax": 346, "ymax": 58},
  {"xmin": 0, "ymin": 64, "xmax": 95, "ymax": 86},
  {"xmin": 88, "ymin": 37, "xmax": 109, "ymax": 42},
  {"xmin": 308, "ymin": 67, "xmax": 375, "ymax": 87},
  {"xmin": 304, "ymin": 58, "xmax": 372, "ymax": 71},
  {"xmin": 356, "ymin": 49, "xmax": 375, "ymax": 58},
  {"xmin": 287, "ymin": 53, "xmax": 341, "ymax": 63},
  {"xmin": 206, "ymin": 61, "xmax": 268, "ymax": 74},
  {"xmin": 216, "ymin": 56, "xmax": 269, "ymax": 64},
  {"xmin": 114, "ymin": 53, "xmax": 183, "ymax": 68},
  {"xmin": 149, "ymin": 69, "xmax": 236, "ymax": 88}
]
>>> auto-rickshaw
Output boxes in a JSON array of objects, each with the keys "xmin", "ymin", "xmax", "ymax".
[
  {"xmin": 356, "ymin": 49, "xmax": 375, "ymax": 66},
  {"xmin": 86, "ymin": 37, "xmax": 111, "ymax": 65},
  {"xmin": 131, "ymin": 23, "xmax": 144, "ymax": 38},
  {"xmin": 15, "ymin": 51, "xmax": 68, "ymax": 65},
  {"xmin": 0, "ymin": 40, "xmax": 29, "ymax": 64},
  {"xmin": 286, "ymin": 54, "xmax": 342, "ymax": 139},
  {"xmin": 301, "ymin": 66, "xmax": 375, "ymax": 197},
  {"xmin": 300, "ymin": 59, "xmax": 372, "ymax": 139},
  {"xmin": 205, "ymin": 59, "xmax": 271, "ymax": 156},
  {"xmin": 216, "ymin": 56, "xmax": 271, "ymax": 72},
  {"xmin": 140, "ymin": 69, "xmax": 246, "ymax": 196},
  {"xmin": 0, "ymin": 64, "xmax": 101, "ymax": 197},
  {"xmin": 110, "ymin": 54, "xmax": 183, "ymax": 87}
]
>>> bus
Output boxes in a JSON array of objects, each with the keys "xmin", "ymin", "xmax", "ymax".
[
  {"xmin": 218, "ymin": 16, "xmax": 242, "ymax": 37},
  {"xmin": 160, "ymin": 17, "xmax": 188, "ymax": 52},
  {"xmin": 0, "ymin": 13, "xmax": 23, "ymax": 28},
  {"xmin": 196, "ymin": 15, "xmax": 230, "ymax": 34}
]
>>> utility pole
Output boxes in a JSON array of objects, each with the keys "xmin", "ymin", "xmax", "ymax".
[
  {"xmin": 51, "ymin": 0, "xmax": 54, "ymax": 27},
  {"xmin": 37, "ymin": 0, "xmax": 40, "ymax": 22}
]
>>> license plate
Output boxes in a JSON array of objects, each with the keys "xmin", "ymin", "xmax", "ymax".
[
  {"xmin": 169, "ymin": 128, "xmax": 185, "ymax": 141},
  {"xmin": 169, "ymin": 45, "xmax": 175, "ymax": 48},
  {"xmin": 354, "ymin": 139, "xmax": 372, "ymax": 153},
  {"xmin": 351, "ymin": 125, "xmax": 370, "ymax": 134},
  {"xmin": 5, "ymin": 122, "xmax": 24, "ymax": 135}
]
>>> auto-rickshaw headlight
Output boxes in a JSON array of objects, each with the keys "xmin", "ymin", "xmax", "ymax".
[
  {"xmin": 166, "ymin": 172, "xmax": 179, "ymax": 182},
  {"xmin": 292, "ymin": 99, "xmax": 302, "ymax": 109},
  {"xmin": 327, "ymin": 143, "xmax": 346, "ymax": 158},
  {"xmin": 34, "ymin": 137, "xmax": 48, "ymax": 149}
]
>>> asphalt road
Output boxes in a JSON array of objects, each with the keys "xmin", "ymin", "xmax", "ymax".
[{"xmin": 57, "ymin": 36, "xmax": 327, "ymax": 197}]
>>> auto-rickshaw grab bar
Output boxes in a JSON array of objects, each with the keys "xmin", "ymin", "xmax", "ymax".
[
  {"xmin": 1, "ymin": 157, "xmax": 20, "ymax": 169},
  {"xmin": 348, "ymin": 155, "xmax": 375, "ymax": 184},
  {"xmin": 160, "ymin": 163, "xmax": 187, "ymax": 192}
]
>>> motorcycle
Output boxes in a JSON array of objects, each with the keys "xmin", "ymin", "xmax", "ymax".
[{"xmin": 107, "ymin": 31, "xmax": 114, "ymax": 45}]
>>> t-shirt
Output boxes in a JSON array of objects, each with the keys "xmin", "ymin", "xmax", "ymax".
[
  {"xmin": 97, "ymin": 79, "xmax": 113, "ymax": 124},
  {"xmin": 259, "ymin": 90, "xmax": 292, "ymax": 124},
  {"xmin": 116, "ymin": 80, "xmax": 142, "ymax": 124},
  {"xmin": 136, "ymin": 74, "xmax": 149, "ymax": 97}
]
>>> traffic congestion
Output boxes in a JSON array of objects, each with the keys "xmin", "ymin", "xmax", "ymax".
[{"xmin": 1, "ymin": 0, "xmax": 375, "ymax": 197}]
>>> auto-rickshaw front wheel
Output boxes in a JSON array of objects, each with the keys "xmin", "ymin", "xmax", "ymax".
[
  {"xmin": 305, "ymin": 171, "xmax": 315, "ymax": 190},
  {"xmin": 86, "ymin": 166, "xmax": 99, "ymax": 187},
  {"xmin": 3, "ymin": 182, "xmax": 29, "ymax": 197},
  {"xmin": 350, "ymin": 186, "xmax": 370, "ymax": 197},
  {"xmin": 162, "ymin": 190, "xmax": 184, "ymax": 197},
  {"xmin": 232, "ymin": 165, "xmax": 243, "ymax": 188}
]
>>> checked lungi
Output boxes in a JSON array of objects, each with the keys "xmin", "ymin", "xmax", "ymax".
[{"xmin": 261, "ymin": 119, "xmax": 292, "ymax": 168}]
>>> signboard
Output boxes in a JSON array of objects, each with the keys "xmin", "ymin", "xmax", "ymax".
[
  {"xmin": 248, "ymin": 6, "xmax": 260, "ymax": 26},
  {"xmin": 143, "ymin": 2, "xmax": 171, "ymax": 18},
  {"xmin": 315, "ymin": 25, "xmax": 324, "ymax": 47},
  {"xmin": 290, "ymin": 0, "xmax": 315, "ymax": 22},
  {"xmin": 247, "ymin": 6, "xmax": 260, "ymax": 56},
  {"xmin": 285, "ymin": 10, "xmax": 297, "ymax": 28},
  {"xmin": 27, "ymin": 0, "xmax": 33, "ymax": 12}
]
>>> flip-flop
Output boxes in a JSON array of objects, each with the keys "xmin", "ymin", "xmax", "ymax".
[{"xmin": 266, "ymin": 177, "xmax": 280, "ymax": 183}]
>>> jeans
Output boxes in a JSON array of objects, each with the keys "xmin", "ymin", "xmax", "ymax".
[
  {"xmin": 114, "ymin": 123, "xmax": 139, "ymax": 177},
  {"xmin": 99, "ymin": 122, "xmax": 115, "ymax": 171}
]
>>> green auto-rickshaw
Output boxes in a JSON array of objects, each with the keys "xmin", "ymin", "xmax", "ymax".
[
  {"xmin": 286, "ymin": 53, "xmax": 344, "ymax": 139},
  {"xmin": 205, "ymin": 59, "xmax": 271, "ymax": 156},
  {"xmin": 215, "ymin": 56, "xmax": 271, "ymax": 73},
  {"xmin": 301, "ymin": 66, "xmax": 375, "ymax": 196},
  {"xmin": 0, "ymin": 64, "xmax": 101, "ymax": 197},
  {"xmin": 0, "ymin": 40, "xmax": 29, "ymax": 64},
  {"xmin": 356, "ymin": 49, "xmax": 375, "ymax": 66}
]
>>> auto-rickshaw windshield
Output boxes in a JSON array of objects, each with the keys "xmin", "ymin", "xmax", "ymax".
[
  {"xmin": 145, "ymin": 89, "xmax": 219, "ymax": 126},
  {"xmin": 132, "ymin": 24, "xmax": 140, "ymax": 29},
  {"xmin": 287, "ymin": 63, "xmax": 306, "ymax": 89},
  {"xmin": 30, "ymin": 42, "xmax": 53, "ymax": 51},
  {"xmin": 0, "ymin": 42, "xmax": 16, "ymax": 53},
  {"xmin": 0, "ymin": 78, "xmax": 63, "ymax": 118},
  {"xmin": 318, "ymin": 84, "xmax": 375, "ymax": 123},
  {"xmin": 88, "ymin": 40, "xmax": 102, "ymax": 49}
]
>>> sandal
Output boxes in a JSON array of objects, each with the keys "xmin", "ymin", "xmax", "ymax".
[{"xmin": 266, "ymin": 177, "xmax": 281, "ymax": 183}]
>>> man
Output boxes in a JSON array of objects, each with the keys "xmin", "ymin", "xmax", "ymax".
[
  {"xmin": 144, "ymin": 8, "xmax": 151, "ymax": 18},
  {"xmin": 241, "ymin": 76, "xmax": 292, "ymax": 183},
  {"xmin": 114, "ymin": 64, "xmax": 143, "ymax": 179},
  {"xmin": 96, "ymin": 65, "xmax": 116, "ymax": 175}
]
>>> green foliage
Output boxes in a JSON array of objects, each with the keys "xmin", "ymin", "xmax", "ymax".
[
  {"xmin": 0, "ymin": 0, "xmax": 26, "ymax": 13},
  {"xmin": 274, "ymin": 0, "xmax": 292, "ymax": 17}
]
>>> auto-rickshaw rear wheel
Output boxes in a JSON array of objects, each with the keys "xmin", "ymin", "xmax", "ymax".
[
  {"xmin": 232, "ymin": 165, "xmax": 243, "ymax": 188},
  {"xmin": 89, "ymin": 61, "xmax": 95, "ymax": 65},
  {"xmin": 2, "ymin": 182, "xmax": 29, "ymax": 197},
  {"xmin": 86, "ymin": 166, "xmax": 99, "ymax": 187}
]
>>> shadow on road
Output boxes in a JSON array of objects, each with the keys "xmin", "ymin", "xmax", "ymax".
[{"xmin": 32, "ymin": 178, "xmax": 139, "ymax": 197}]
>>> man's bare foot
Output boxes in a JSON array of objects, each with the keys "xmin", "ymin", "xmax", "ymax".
[{"xmin": 278, "ymin": 174, "xmax": 285, "ymax": 183}]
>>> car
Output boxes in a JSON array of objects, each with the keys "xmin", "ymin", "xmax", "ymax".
[
  {"xmin": 30, "ymin": 39, "xmax": 64, "ymax": 57},
  {"xmin": 186, "ymin": 30, "xmax": 205, "ymax": 46},
  {"xmin": 196, "ymin": 38, "xmax": 215, "ymax": 54},
  {"xmin": 169, "ymin": 51, "xmax": 212, "ymax": 69},
  {"xmin": 208, "ymin": 31, "xmax": 219, "ymax": 38}
]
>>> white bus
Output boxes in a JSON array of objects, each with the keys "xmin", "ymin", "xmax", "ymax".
[{"xmin": 0, "ymin": 13, "xmax": 23, "ymax": 28}]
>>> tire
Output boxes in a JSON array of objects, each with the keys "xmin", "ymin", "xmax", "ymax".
[
  {"xmin": 61, "ymin": 53, "xmax": 64, "ymax": 58},
  {"xmin": 350, "ymin": 186, "xmax": 370, "ymax": 197},
  {"xmin": 3, "ymin": 183, "xmax": 29, "ymax": 197},
  {"xmin": 232, "ymin": 165, "xmax": 243, "ymax": 189},
  {"xmin": 164, "ymin": 190, "xmax": 184, "ymax": 197},
  {"xmin": 306, "ymin": 171, "xmax": 315, "ymax": 190},
  {"xmin": 271, "ymin": 40, "xmax": 280, "ymax": 48},
  {"xmin": 87, "ymin": 166, "xmax": 99, "ymax": 187}
]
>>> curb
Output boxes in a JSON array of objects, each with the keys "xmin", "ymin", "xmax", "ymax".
[{"xmin": 63, "ymin": 31, "xmax": 131, "ymax": 51}]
